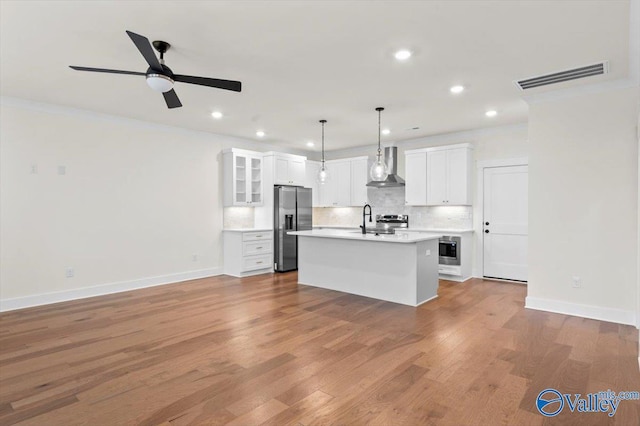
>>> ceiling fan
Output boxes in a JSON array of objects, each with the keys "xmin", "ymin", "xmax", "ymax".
[{"xmin": 70, "ymin": 30, "xmax": 242, "ymax": 109}]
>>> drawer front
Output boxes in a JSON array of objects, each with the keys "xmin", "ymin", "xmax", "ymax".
[
  {"xmin": 438, "ymin": 264, "xmax": 462, "ymax": 276},
  {"xmin": 242, "ymin": 254, "xmax": 272, "ymax": 272},
  {"xmin": 243, "ymin": 240, "xmax": 272, "ymax": 256},
  {"xmin": 242, "ymin": 231, "xmax": 273, "ymax": 242}
]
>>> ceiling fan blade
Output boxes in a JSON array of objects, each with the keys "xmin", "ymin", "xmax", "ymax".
[
  {"xmin": 126, "ymin": 30, "xmax": 163, "ymax": 72},
  {"xmin": 173, "ymin": 75, "xmax": 242, "ymax": 92},
  {"xmin": 69, "ymin": 66, "xmax": 145, "ymax": 76},
  {"xmin": 163, "ymin": 89, "xmax": 182, "ymax": 109}
]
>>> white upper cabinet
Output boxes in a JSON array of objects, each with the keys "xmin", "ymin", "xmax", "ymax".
[
  {"xmin": 405, "ymin": 152, "xmax": 428, "ymax": 205},
  {"xmin": 273, "ymin": 154, "xmax": 306, "ymax": 186},
  {"xmin": 350, "ymin": 157, "xmax": 369, "ymax": 207},
  {"xmin": 405, "ymin": 144, "xmax": 473, "ymax": 206},
  {"xmin": 223, "ymin": 148, "xmax": 264, "ymax": 206},
  {"xmin": 444, "ymin": 147, "xmax": 471, "ymax": 205},
  {"xmin": 320, "ymin": 159, "xmax": 351, "ymax": 207},
  {"xmin": 316, "ymin": 157, "xmax": 369, "ymax": 207},
  {"xmin": 426, "ymin": 150, "xmax": 448, "ymax": 205},
  {"xmin": 305, "ymin": 160, "xmax": 321, "ymax": 207}
]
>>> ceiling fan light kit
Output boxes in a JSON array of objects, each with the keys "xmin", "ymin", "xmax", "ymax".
[
  {"xmin": 146, "ymin": 74, "xmax": 174, "ymax": 92},
  {"xmin": 69, "ymin": 30, "xmax": 242, "ymax": 109}
]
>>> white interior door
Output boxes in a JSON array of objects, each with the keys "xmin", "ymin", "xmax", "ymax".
[{"xmin": 483, "ymin": 165, "xmax": 528, "ymax": 281}]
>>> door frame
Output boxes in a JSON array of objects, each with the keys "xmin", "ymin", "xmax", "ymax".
[{"xmin": 474, "ymin": 157, "xmax": 528, "ymax": 279}]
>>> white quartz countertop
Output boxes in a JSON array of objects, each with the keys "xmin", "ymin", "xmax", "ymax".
[
  {"xmin": 223, "ymin": 228, "xmax": 272, "ymax": 232},
  {"xmin": 402, "ymin": 228, "xmax": 474, "ymax": 234},
  {"xmin": 288, "ymin": 229, "xmax": 442, "ymax": 243}
]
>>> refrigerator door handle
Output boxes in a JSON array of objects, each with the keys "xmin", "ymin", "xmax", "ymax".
[{"xmin": 285, "ymin": 214, "xmax": 294, "ymax": 230}]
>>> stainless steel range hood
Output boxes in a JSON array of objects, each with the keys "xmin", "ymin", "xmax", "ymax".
[{"xmin": 366, "ymin": 146, "xmax": 405, "ymax": 188}]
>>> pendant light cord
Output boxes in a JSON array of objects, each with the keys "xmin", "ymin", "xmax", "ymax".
[
  {"xmin": 376, "ymin": 107, "xmax": 384, "ymax": 159},
  {"xmin": 320, "ymin": 119, "xmax": 327, "ymax": 167}
]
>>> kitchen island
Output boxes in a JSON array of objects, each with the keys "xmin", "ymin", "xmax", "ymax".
[{"xmin": 287, "ymin": 229, "xmax": 442, "ymax": 306}]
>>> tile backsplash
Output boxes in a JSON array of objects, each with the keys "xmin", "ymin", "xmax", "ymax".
[
  {"xmin": 313, "ymin": 187, "xmax": 472, "ymax": 229},
  {"xmin": 223, "ymin": 207, "xmax": 255, "ymax": 229}
]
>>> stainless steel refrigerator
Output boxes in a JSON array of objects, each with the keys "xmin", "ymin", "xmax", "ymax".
[{"xmin": 274, "ymin": 186, "xmax": 312, "ymax": 272}]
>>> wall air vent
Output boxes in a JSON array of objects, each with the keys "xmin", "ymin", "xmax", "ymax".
[{"xmin": 515, "ymin": 61, "xmax": 609, "ymax": 91}]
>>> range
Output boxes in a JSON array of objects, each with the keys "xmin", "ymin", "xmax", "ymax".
[{"xmin": 364, "ymin": 214, "xmax": 409, "ymax": 235}]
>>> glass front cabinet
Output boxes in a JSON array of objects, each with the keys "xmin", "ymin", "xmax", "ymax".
[{"xmin": 223, "ymin": 149, "xmax": 263, "ymax": 206}]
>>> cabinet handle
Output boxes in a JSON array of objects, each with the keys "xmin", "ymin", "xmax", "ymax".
[
  {"xmin": 256, "ymin": 247, "xmax": 263, "ymax": 249},
  {"xmin": 255, "ymin": 235, "xmax": 262, "ymax": 237},
  {"xmin": 256, "ymin": 261, "xmax": 263, "ymax": 264},
  {"xmin": 485, "ymin": 229, "xmax": 489, "ymax": 233}
]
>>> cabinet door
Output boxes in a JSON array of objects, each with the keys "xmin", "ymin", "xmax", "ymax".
[
  {"xmin": 289, "ymin": 159, "xmax": 306, "ymax": 186},
  {"xmin": 350, "ymin": 158, "xmax": 368, "ymax": 206},
  {"xmin": 334, "ymin": 161, "xmax": 351, "ymax": 206},
  {"xmin": 274, "ymin": 157, "xmax": 290, "ymax": 185},
  {"xmin": 234, "ymin": 155, "xmax": 248, "ymax": 204},
  {"xmin": 249, "ymin": 156, "xmax": 263, "ymax": 204},
  {"xmin": 426, "ymin": 150, "xmax": 447, "ymax": 205},
  {"xmin": 405, "ymin": 152, "xmax": 427, "ymax": 205},
  {"xmin": 305, "ymin": 161, "xmax": 320, "ymax": 207},
  {"xmin": 319, "ymin": 167, "xmax": 336, "ymax": 207},
  {"xmin": 446, "ymin": 148, "xmax": 470, "ymax": 205}
]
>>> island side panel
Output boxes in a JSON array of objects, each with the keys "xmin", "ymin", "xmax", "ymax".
[
  {"xmin": 415, "ymin": 239, "xmax": 440, "ymax": 305},
  {"xmin": 296, "ymin": 236, "xmax": 420, "ymax": 306}
]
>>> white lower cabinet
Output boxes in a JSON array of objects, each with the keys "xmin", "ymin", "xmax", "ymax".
[
  {"xmin": 395, "ymin": 229, "xmax": 473, "ymax": 282},
  {"xmin": 223, "ymin": 230, "xmax": 273, "ymax": 277}
]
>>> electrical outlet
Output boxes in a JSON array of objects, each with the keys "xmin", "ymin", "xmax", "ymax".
[
  {"xmin": 30, "ymin": 164, "xmax": 38, "ymax": 174},
  {"xmin": 66, "ymin": 267, "xmax": 75, "ymax": 278},
  {"xmin": 425, "ymin": 249, "xmax": 431, "ymax": 256},
  {"xmin": 192, "ymin": 254, "xmax": 198, "ymax": 262},
  {"xmin": 58, "ymin": 165, "xmax": 66, "ymax": 175},
  {"xmin": 572, "ymin": 276, "xmax": 581, "ymax": 288}
]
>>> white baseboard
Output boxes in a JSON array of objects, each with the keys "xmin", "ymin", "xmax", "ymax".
[
  {"xmin": 0, "ymin": 267, "xmax": 222, "ymax": 312},
  {"xmin": 525, "ymin": 296, "xmax": 637, "ymax": 326}
]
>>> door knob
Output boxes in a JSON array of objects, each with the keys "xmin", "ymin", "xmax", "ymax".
[{"xmin": 485, "ymin": 229, "xmax": 489, "ymax": 233}]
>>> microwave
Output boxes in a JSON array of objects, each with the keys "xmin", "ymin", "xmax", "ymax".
[{"xmin": 439, "ymin": 236, "xmax": 461, "ymax": 266}]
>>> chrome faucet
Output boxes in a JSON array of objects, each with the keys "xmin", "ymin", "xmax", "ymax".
[{"xmin": 360, "ymin": 204, "xmax": 372, "ymax": 234}]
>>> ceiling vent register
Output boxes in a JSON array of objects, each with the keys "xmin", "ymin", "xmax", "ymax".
[{"xmin": 515, "ymin": 61, "xmax": 609, "ymax": 91}]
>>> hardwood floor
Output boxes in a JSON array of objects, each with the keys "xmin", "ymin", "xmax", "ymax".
[{"xmin": 0, "ymin": 273, "xmax": 639, "ymax": 425}]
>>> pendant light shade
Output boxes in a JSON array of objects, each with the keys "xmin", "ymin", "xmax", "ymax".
[
  {"xmin": 370, "ymin": 107, "xmax": 389, "ymax": 181},
  {"xmin": 317, "ymin": 119, "xmax": 329, "ymax": 184}
]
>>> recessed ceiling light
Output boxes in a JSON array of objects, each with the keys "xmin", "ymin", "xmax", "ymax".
[
  {"xmin": 256, "ymin": 130, "xmax": 265, "ymax": 137},
  {"xmin": 450, "ymin": 85, "xmax": 464, "ymax": 94},
  {"xmin": 485, "ymin": 110, "xmax": 497, "ymax": 117},
  {"xmin": 381, "ymin": 128, "xmax": 391, "ymax": 135},
  {"xmin": 394, "ymin": 49, "xmax": 412, "ymax": 61},
  {"xmin": 306, "ymin": 141, "xmax": 314, "ymax": 147},
  {"xmin": 211, "ymin": 111, "xmax": 223, "ymax": 119}
]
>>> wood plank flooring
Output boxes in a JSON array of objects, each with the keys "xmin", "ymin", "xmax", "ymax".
[{"xmin": 0, "ymin": 273, "xmax": 639, "ymax": 425}]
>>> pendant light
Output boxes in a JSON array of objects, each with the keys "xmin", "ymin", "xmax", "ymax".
[
  {"xmin": 370, "ymin": 107, "xmax": 389, "ymax": 181},
  {"xmin": 317, "ymin": 119, "xmax": 329, "ymax": 184}
]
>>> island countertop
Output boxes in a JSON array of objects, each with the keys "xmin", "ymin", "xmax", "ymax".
[{"xmin": 288, "ymin": 229, "xmax": 442, "ymax": 244}]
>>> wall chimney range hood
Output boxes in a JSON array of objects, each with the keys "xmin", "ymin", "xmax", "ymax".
[{"xmin": 366, "ymin": 146, "xmax": 405, "ymax": 188}]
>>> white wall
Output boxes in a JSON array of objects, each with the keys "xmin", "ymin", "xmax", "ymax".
[
  {"xmin": 0, "ymin": 99, "xmax": 238, "ymax": 309},
  {"xmin": 527, "ymin": 87, "xmax": 640, "ymax": 325}
]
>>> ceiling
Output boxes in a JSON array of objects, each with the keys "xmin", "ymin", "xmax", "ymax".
[{"xmin": 0, "ymin": 1, "xmax": 631, "ymax": 152}]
